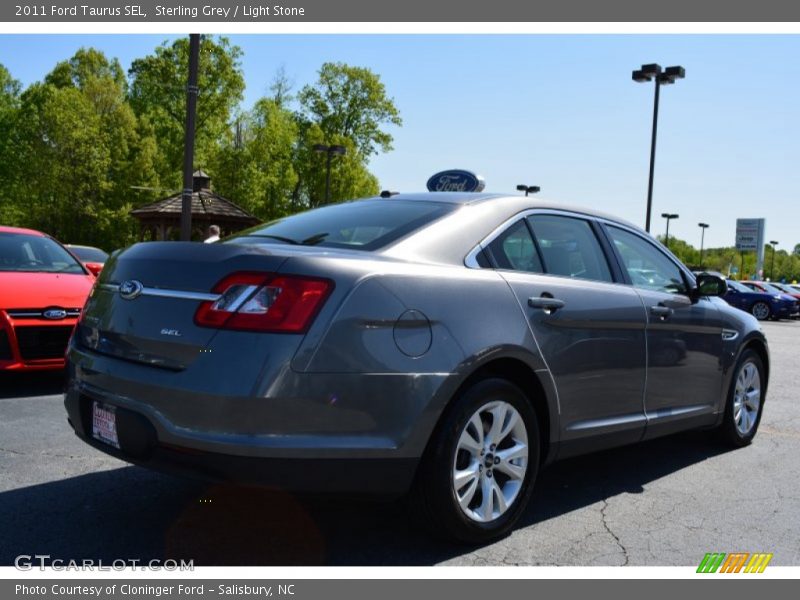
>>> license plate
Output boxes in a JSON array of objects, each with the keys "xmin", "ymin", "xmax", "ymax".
[{"xmin": 92, "ymin": 401, "xmax": 119, "ymax": 449}]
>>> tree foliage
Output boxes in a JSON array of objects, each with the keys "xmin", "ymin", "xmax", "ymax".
[
  {"xmin": 661, "ymin": 235, "xmax": 800, "ymax": 283},
  {"xmin": 128, "ymin": 36, "xmax": 245, "ymax": 185},
  {"xmin": 0, "ymin": 43, "xmax": 399, "ymax": 249},
  {"xmin": 298, "ymin": 62, "xmax": 402, "ymax": 158}
]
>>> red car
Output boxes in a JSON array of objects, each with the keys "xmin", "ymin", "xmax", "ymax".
[{"xmin": 0, "ymin": 226, "xmax": 95, "ymax": 371}]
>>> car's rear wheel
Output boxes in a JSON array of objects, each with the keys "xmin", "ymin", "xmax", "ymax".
[
  {"xmin": 751, "ymin": 301, "xmax": 770, "ymax": 321},
  {"xmin": 718, "ymin": 348, "xmax": 765, "ymax": 447},
  {"xmin": 412, "ymin": 378, "xmax": 540, "ymax": 544}
]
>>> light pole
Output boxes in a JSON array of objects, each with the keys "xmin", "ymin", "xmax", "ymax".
[
  {"xmin": 180, "ymin": 33, "xmax": 200, "ymax": 241},
  {"xmin": 516, "ymin": 184, "xmax": 541, "ymax": 197},
  {"xmin": 313, "ymin": 144, "xmax": 347, "ymax": 204},
  {"xmin": 661, "ymin": 212, "xmax": 679, "ymax": 249},
  {"xmin": 632, "ymin": 63, "xmax": 686, "ymax": 233},
  {"xmin": 698, "ymin": 222, "xmax": 709, "ymax": 267},
  {"xmin": 770, "ymin": 240, "xmax": 779, "ymax": 280}
]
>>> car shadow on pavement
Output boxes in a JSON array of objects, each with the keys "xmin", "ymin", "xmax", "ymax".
[
  {"xmin": 0, "ymin": 372, "xmax": 65, "ymax": 399},
  {"xmin": 0, "ymin": 430, "xmax": 732, "ymax": 567}
]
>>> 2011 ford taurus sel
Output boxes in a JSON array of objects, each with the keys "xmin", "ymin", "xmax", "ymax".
[{"xmin": 64, "ymin": 193, "xmax": 768, "ymax": 543}]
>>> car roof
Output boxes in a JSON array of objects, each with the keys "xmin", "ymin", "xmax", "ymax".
[
  {"xmin": 374, "ymin": 192, "xmax": 641, "ymax": 228},
  {"xmin": 0, "ymin": 225, "xmax": 46, "ymax": 237}
]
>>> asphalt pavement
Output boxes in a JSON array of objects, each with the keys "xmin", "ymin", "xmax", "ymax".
[{"xmin": 1, "ymin": 320, "xmax": 798, "ymax": 566}]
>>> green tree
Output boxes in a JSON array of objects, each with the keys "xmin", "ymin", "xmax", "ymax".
[
  {"xmin": 128, "ymin": 36, "xmax": 245, "ymax": 185},
  {"xmin": 298, "ymin": 62, "xmax": 402, "ymax": 158},
  {"xmin": 9, "ymin": 48, "xmax": 159, "ymax": 249},
  {"xmin": 209, "ymin": 97, "xmax": 299, "ymax": 221},
  {"xmin": 294, "ymin": 124, "xmax": 379, "ymax": 208},
  {"xmin": 0, "ymin": 64, "xmax": 22, "ymax": 223}
]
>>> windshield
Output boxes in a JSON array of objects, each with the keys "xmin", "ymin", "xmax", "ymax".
[
  {"xmin": 760, "ymin": 283, "xmax": 787, "ymax": 296},
  {"xmin": 226, "ymin": 199, "xmax": 457, "ymax": 251},
  {"xmin": 727, "ymin": 280, "xmax": 753, "ymax": 293},
  {"xmin": 0, "ymin": 233, "xmax": 85, "ymax": 274},
  {"xmin": 68, "ymin": 246, "xmax": 108, "ymax": 263}
]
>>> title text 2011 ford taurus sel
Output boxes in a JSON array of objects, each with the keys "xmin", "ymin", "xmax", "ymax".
[{"xmin": 64, "ymin": 193, "xmax": 768, "ymax": 543}]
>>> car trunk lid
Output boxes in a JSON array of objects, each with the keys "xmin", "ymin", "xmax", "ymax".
[{"xmin": 76, "ymin": 242, "xmax": 292, "ymax": 370}]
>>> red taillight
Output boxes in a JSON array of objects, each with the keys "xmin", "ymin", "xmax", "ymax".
[{"xmin": 194, "ymin": 272, "xmax": 333, "ymax": 333}]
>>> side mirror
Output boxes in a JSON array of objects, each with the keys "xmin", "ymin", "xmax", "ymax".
[
  {"xmin": 84, "ymin": 262, "xmax": 103, "ymax": 277},
  {"xmin": 694, "ymin": 273, "xmax": 727, "ymax": 298}
]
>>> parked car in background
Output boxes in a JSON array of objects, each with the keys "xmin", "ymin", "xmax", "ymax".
[
  {"xmin": 65, "ymin": 244, "xmax": 108, "ymax": 277},
  {"xmin": 740, "ymin": 281, "xmax": 799, "ymax": 319},
  {"xmin": 1, "ymin": 226, "xmax": 95, "ymax": 371},
  {"xmin": 768, "ymin": 282, "xmax": 800, "ymax": 303},
  {"xmin": 65, "ymin": 194, "xmax": 769, "ymax": 543},
  {"xmin": 720, "ymin": 278, "xmax": 795, "ymax": 321}
]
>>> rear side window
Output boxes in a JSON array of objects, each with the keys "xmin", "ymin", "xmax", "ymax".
[
  {"xmin": 606, "ymin": 226, "xmax": 688, "ymax": 294},
  {"xmin": 486, "ymin": 219, "xmax": 543, "ymax": 273},
  {"xmin": 227, "ymin": 200, "xmax": 456, "ymax": 251},
  {"xmin": 527, "ymin": 215, "xmax": 613, "ymax": 283}
]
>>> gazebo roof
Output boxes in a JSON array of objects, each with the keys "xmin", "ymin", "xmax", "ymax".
[{"xmin": 131, "ymin": 173, "xmax": 259, "ymax": 227}]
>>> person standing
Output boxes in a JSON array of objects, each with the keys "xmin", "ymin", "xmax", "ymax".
[{"xmin": 204, "ymin": 225, "xmax": 220, "ymax": 243}]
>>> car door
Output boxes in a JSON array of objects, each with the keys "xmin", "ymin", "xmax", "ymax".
[
  {"xmin": 484, "ymin": 213, "xmax": 648, "ymax": 457},
  {"xmin": 602, "ymin": 224, "xmax": 724, "ymax": 438}
]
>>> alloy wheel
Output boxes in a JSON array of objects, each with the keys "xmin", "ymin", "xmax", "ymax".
[
  {"xmin": 733, "ymin": 361, "xmax": 761, "ymax": 436},
  {"xmin": 452, "ymin": 400, "xmax": 528, "ymax": 523},
  {"xmin": 751, "ymin": 302, "xmax": 770, "ymax": 321}
]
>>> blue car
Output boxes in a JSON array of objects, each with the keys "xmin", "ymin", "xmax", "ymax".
[{"xmin": 723, "ymin": 279, "xmax": 796, "ymax": 320}]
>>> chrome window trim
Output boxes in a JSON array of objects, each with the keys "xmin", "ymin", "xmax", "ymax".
[
  {"xmin": 99, "ymin": 284, "xmax": 221, "ymax": 302},
  {"xmin": 464, "ymin": 207, "xmax": 635, "ymax": 277}
]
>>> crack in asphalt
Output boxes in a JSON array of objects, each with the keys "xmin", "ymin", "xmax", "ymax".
[
  {"xmin": 600, "ymin": 498, "xmax": 629, "ymax": 566},
  {"xmin": 0, "ymin": 446, "xmax": 24, "ymax": 455}
]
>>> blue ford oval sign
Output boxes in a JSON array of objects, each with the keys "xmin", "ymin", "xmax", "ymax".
[
  {"xmin": 43, "ymin": 308, "xmax": 67, "ymax": 320},
  {"xmin": 426, "ymin": 169, "xmax": 486, "ymax": 193},
  {"xmin": 119, "ymin": 279, "xmax": 144, "ymax": 300}
]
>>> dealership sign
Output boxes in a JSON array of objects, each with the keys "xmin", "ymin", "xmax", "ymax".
[
  {"xmin": 426, "ymin": 170, "xmax": 486, "ymax": 193},
  {"xmin": 735, "ymin": 218, "xmax": 765, "ymax": 252}
]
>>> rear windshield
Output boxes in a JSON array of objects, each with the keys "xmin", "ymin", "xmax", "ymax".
[
  {"xmin": 68, "ymin": 246, "xmax": 109, "ymax": 262},
  {"xmin": 0, "ymin": 233, "xmax": 85, "ymax": 274},
  {"xmin": 226, "ymin": 199, "xmax": 456, "ymax": 251}
]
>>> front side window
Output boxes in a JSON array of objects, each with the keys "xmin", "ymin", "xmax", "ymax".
[
  {"xmin": 527, "ymin": 215, "xmax": 613, "ymax": 283},
  {"xmin": 606, "ymin": 226, "xmax": 687, "ymax": 294},
  {"xmin": 486, "ymin": 219, "xmax": 543, "ymax": 273}
]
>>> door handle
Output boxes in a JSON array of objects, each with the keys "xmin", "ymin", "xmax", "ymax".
[
  {"xmin": 650, "ymin": 305, "xmax": 673, "ymax": 319},
  {"xmin": 528, "ymin": 297, "xmax": 566, "ymax": 312}
]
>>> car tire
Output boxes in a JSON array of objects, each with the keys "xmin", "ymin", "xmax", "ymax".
[
  {"xmin": 717, "ymin": 348, "xmax": 766, "ymax": 447},
  {"xmin": 750, "ymin": 301, "xmax": 770, "ymax": 321},
  {"xmin": 411, "ymin": 378, "xmax": 540, "ymax": 544}
]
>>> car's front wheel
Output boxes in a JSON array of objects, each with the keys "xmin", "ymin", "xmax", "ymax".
[
  {"xmin": 412, "ymin": 378, "xmax": 540, "ymax": 544},
  {"xmin": 718, "ymin": 348, "xmax": 765, "ymax": 447},
  {"xmin": 751, "ymin": 301, "xmax": 771, "ymax": 321}
]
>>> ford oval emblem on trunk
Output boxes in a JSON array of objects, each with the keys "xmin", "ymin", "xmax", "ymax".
[
  {"xmin": 43, "ymin": 308, "xmax": 67, "ymax": 320},
  {"xmin": 119, "ymin": 279, "xmax": 144, "ymax": 300},
  {"xmin": 426, "ymin": 169, "xmax": 486, "ymax": 193}
]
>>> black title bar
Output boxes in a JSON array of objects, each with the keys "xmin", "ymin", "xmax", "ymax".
[{"xmin": 3, "ymin": 0, "xmax": 800, "ymax": 22}]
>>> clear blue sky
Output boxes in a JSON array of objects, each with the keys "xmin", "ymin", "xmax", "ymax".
[{"xmin": 0, "ymin": 34, "xmax": 797, "ymax": 249}]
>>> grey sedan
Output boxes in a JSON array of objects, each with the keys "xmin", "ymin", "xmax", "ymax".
[{"xmin": 65, "ymin": 193, "xmax": 768, "ymax": 543}]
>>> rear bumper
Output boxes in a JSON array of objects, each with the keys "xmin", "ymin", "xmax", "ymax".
[
  {"xmin": 65, "ymin": 389, "xmax": 419, "ymax": 495},
  {"xmin": 64, "ymin": 341, "xmax": 457, "ymax": 495}
]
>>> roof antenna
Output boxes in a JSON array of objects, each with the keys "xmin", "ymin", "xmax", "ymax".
[{"xmin": 380, "ymin": 190, "xmax": 399, "ymax": 198}]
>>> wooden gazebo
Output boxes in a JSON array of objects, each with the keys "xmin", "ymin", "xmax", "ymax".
[{"xmin": 131, "ymin": 171, "xmax": 260, "ymax": 241}]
